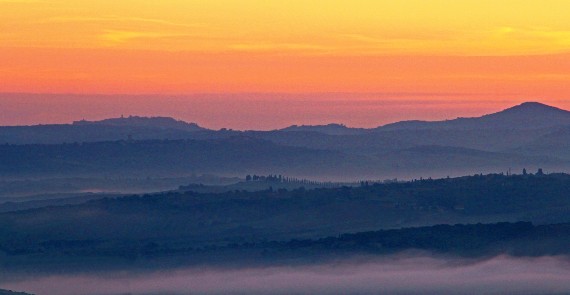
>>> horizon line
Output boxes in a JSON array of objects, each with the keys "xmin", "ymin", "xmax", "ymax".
[{"xmin": 0, "ymin": 100, "xmax": 565, "ymax": 131}]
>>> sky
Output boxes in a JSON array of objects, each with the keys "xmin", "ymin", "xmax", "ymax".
[{"xmin": 1, "ymin": 0, "xmax": 570, "ymax": 128}]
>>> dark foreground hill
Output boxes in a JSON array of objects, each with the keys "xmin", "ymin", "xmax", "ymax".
[
  {"xmin": 0, "ymin": 221, "xmax": 568, "ymax": 272},
  {"xmin": 1, "ymin": 173, "xmax": 570, "ymax": 271},
  {"xmin": 0, "ymin": 290, "xmax": 33, "ymax": 295},
  {"xmin": 205, "ymin": 222, "xmax": 570, "ymax": 261}
]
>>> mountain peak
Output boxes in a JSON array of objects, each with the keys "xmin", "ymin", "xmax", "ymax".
[
  {"xmin": 378, "ymin": 101, "xmax": 570, "ymax": 131},
  {"xmin": 520, "ymin": 101, "xmax": 547, "ymax": 107},
  {"xmin": 488, "ymin": 101, "xmax": 570, "ymax": 118},
  {"xmin": 503, "ymin": 101, "xmax": 565, "ymax": 112}
]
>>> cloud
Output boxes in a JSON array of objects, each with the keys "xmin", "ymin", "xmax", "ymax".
[
  {"xmin": 40, "ymin": 15, "xmax": 205, "ymax": 29},
  {"xmin": 23, "ymin": 15, "xmax": 211, "ymax": 48},
  {"xmin": 494, "ymin": 26, "xmax": 570, "ymax": 43},
  {"xmin": 98, "ymin": 30, "xmax": 197, "ymax": 46},
  {"xmin": 329, "ymin": 26, "xmax": 570, "ymax": 57},
  {"xmin": 0, "ymin": 0, "xmax": 51, "ymax": 3},
  {"xmin": 229, "ymin": 42, "xmax": 333, "ymax": 53}
]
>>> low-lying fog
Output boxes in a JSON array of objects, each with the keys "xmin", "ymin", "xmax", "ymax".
[{"xmin": 2, "ymin": 255, "xmax": 570, "ymax": 295}]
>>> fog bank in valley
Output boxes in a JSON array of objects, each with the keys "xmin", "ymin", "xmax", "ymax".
[{"xmin": 2, "ymin": 255, "xmax": 570, "ymax": 295}]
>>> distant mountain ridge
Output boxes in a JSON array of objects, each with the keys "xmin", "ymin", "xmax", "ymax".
[
  {"xmin": 65, "ymin": 102, "xmax": 562, "ymax": 133},
  {"xmin": 2, "ymin": 101, "xmax": 569, "ymax": 135},
  {"xmin": 378, "ymin": 102, "xmax": 570, "ymax": 131},
  {"xmin": 2, "ymin": 101, "xmax": 570, "ymax": 179}
]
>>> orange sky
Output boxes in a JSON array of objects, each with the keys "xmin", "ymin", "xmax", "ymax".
[{"xmin": 1, "ymin": 0, "xmax": 570, "ymax": 127}]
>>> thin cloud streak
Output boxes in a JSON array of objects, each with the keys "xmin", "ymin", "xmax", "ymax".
[
  {"xmin": 98, "ymin": 30, "xmax": 202, "ymax": 46},
  {"xmin": 39, "ymin": 15, "xmax": 206, "ymax": 28},
  {"xmin": 0, "ymin": 0, "xmax": 51, "ymax": 3}
]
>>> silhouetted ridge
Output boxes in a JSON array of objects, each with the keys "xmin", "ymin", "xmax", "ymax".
[
  {"xmin": 378, "ymin": 101, "xmax": 570, "ymax": 130},
  {"xmin": 488, "ymin": 101, "xmax": 570, "ymax": 116},
  {"xmin": 73, "ymin": 116, "xmax": 205, "ymax": 131},
  {"xmin": 280, "ymin": 123, "xmax": 365, "ymax": 135}
]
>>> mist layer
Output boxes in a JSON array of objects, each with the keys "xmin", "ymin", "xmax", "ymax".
[{"xmin": 2, "ymin": 255, "xmax": 570, "ymax": 295}]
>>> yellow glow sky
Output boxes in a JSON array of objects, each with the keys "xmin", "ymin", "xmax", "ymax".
[
  {"xmin": 1, "ymin": 0, "xmax": 570, "ymax": 127},
  {"xmin": 4, "ymin": 0, "xmax": 570, "ymax": 55}
]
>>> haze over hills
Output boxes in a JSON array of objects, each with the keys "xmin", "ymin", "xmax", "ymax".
[
  {"xmin": 2, "ymin": 103, "xmax": 570, "ymax": 295},
  {"xmin": 1, "ymin": 101, "xmax": 570, "ymax": 180},
  {"xmin": 510, "ymin": 127, "xmax": 570, "ymax": 160},
  {"xmin": 0, "ymin": 137, "xmax": 378, "ymax": 179},
  {"xmin": 2, "ymin": 174, "xmax": 570, "ymax": 271},
  {"xmin": 2, "ymin": 101, "xmax": 567, "ymax": 138}
]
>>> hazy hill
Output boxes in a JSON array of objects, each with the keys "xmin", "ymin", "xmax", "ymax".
[
  {"xmin": 1, "ymin": 102, "xmax": 570, "ymax": 180},
  {"xmin": 510, "ymin": 127, "xmax": 570, "ymax": 160},
  {"xmin": 73, "ymin": 115, "xmax": 205, "ymax": 131},
  {"xmin": 0, "ymin": 137, "xmax": 379, "ymax": 179},
  {"xmin": 378, "ymin": 102, "xmax": 570, "ymax": 131},
  {"xmin": 0, "ymin": 117, "xmax": 207, "ymax": 145},
  {"xmin": 2, "ymin": 102, "xmax": 568, "ymax": 146},
  {"xmin": 248, "ymin": 130, "xmax": 414, "ymax": 155},
  {"xmin": 279, "ymin": 123, "xmax": 367, "ymax": 135},
  {"xmin": 258, "ymin": 102, "xmax": 570, "ymax": 160},
  {"xmin": 0, "ymin": 137, "xmax": 564, "ymax": 180},
  {"xmin": 0, "ymin": 124, "xmax": 207, "ymax": 145},
  {"xmin": 372, "ymin": 145, "xmax": 563, "ymax": 178},
  {"xmin": 251, "ymin": 128, "xmax": 549, "ymax": 154}
]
